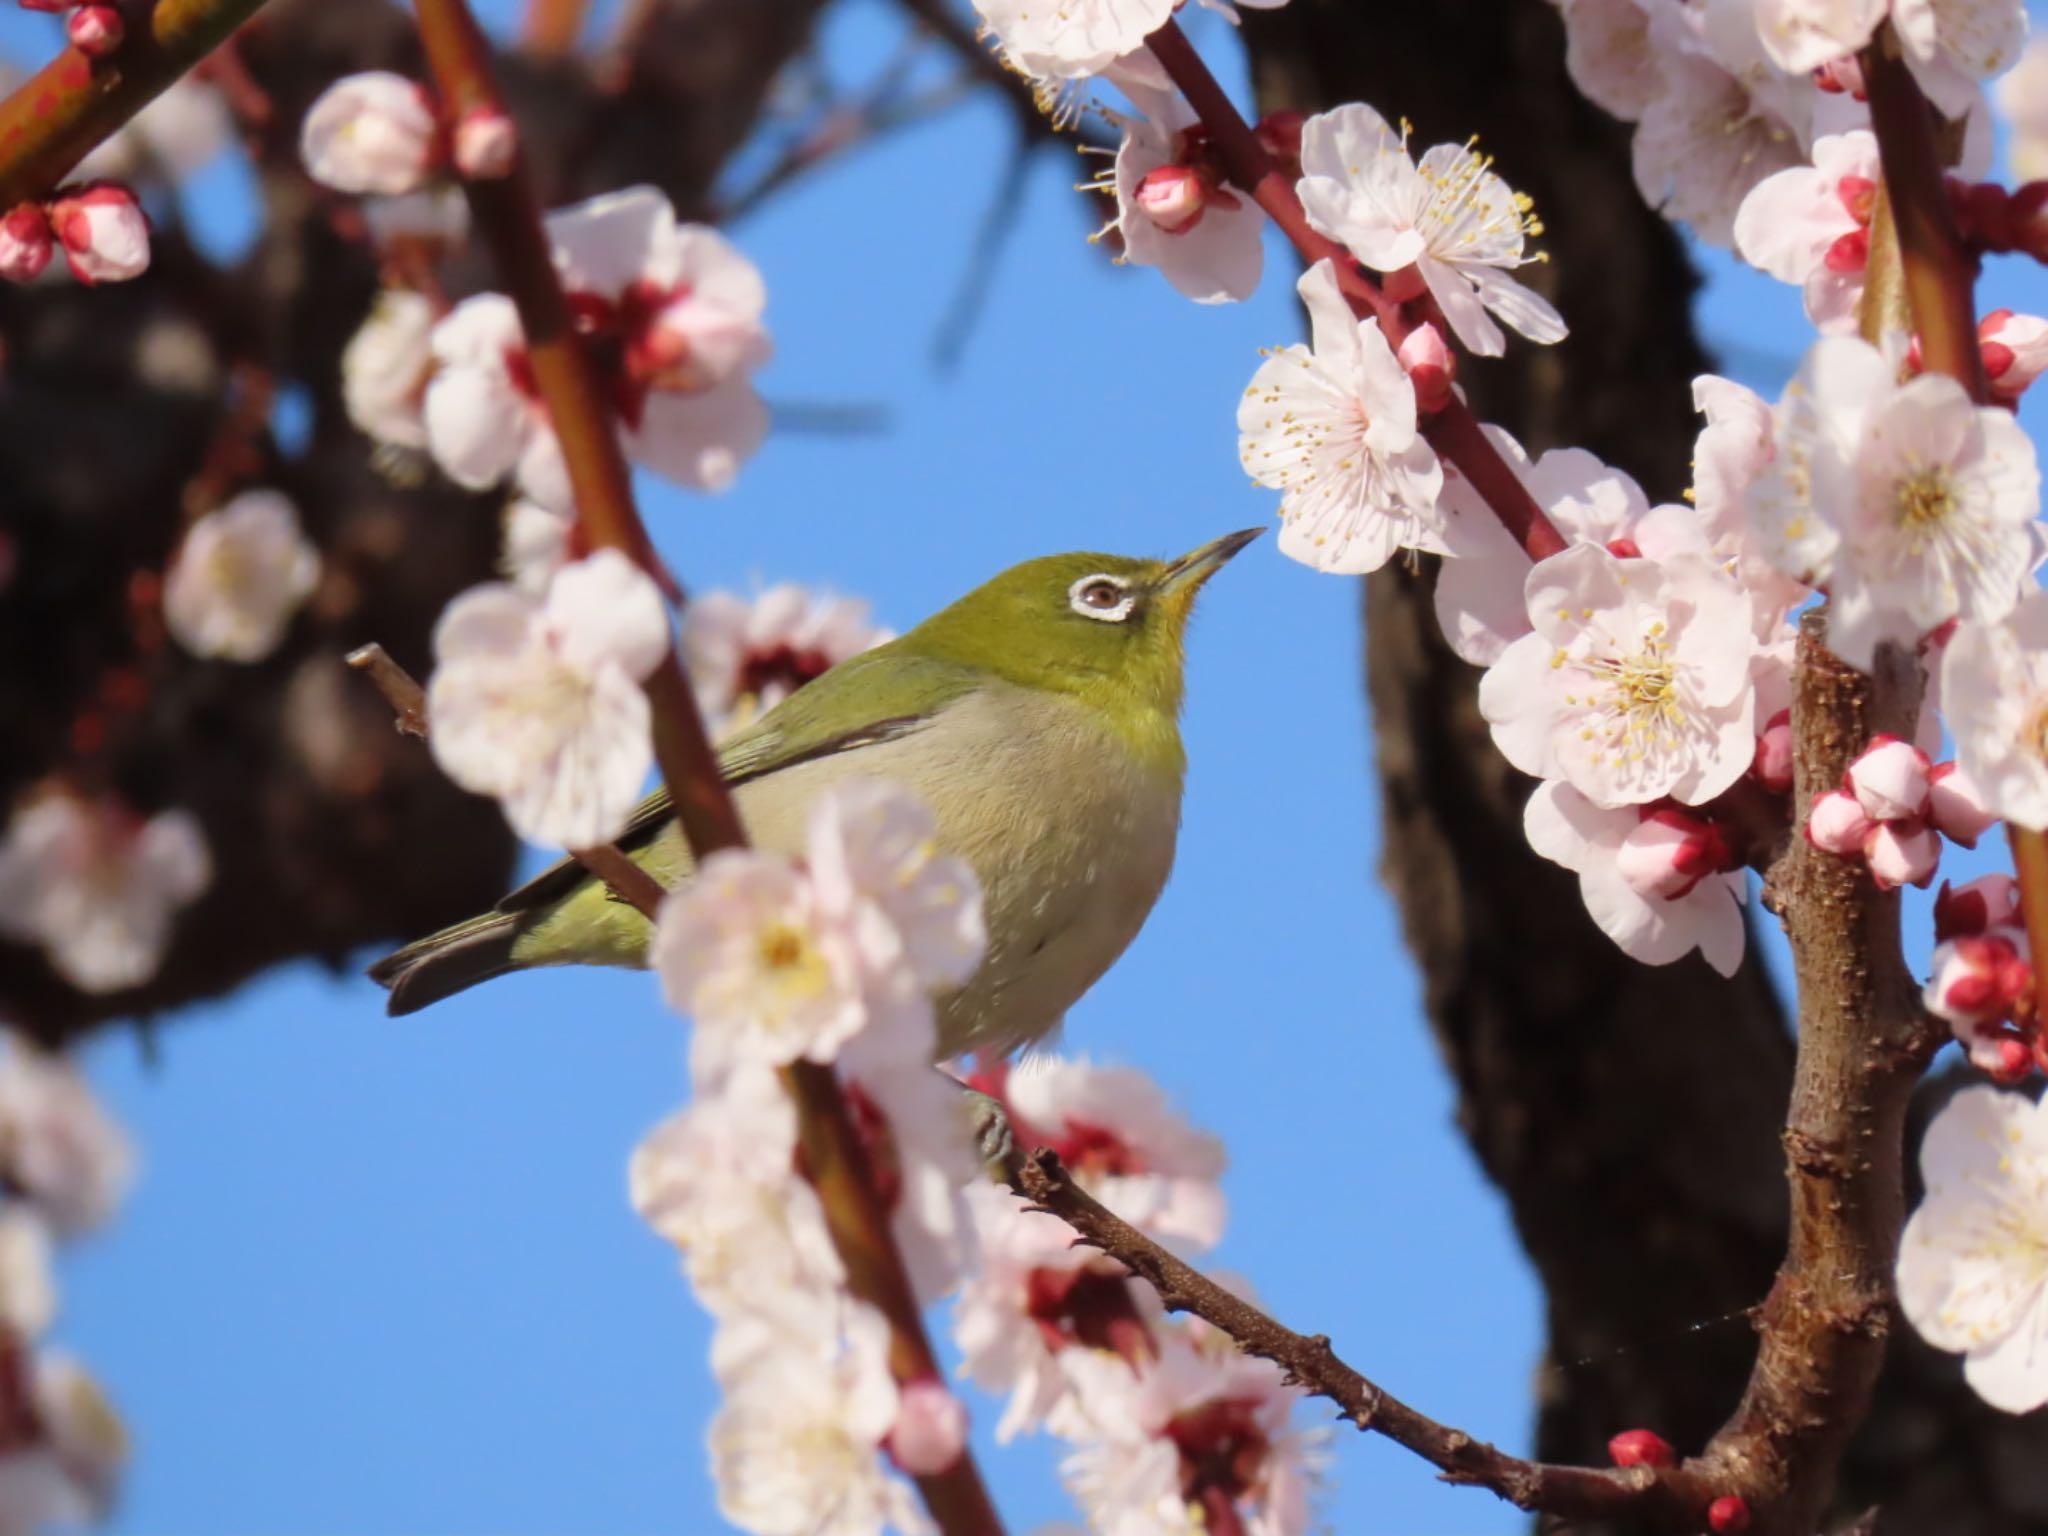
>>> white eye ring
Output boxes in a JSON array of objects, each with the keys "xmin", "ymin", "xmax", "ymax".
[{"xmin": 1068, "ymin": 573, "xmax": 1136, "ymax": 623}]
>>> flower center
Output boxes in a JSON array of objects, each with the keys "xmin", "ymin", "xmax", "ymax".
[{"xmin": 1895, "ymin": 468, "xmax": 1958, "ymax": 532}]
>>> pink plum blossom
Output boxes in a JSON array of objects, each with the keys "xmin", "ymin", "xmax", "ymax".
[
  {"xmin": 426, "ymin": 549, "xmax": 670, "ymax": 848},
  {"xmin": 0, "ymin": 205, "xmax": 51, "ymax": 283},
  {"xmin": 1749, "ymin": 0, "xmax": 1887, "ymax": 72},
  {"xmin": 1937, "ymin": 873, "xmax": 2024, "ymax": 938},
  {"xmin": 1898, "ymin": 1085, "xmax": 2048, "ymax": 1412},
  {"xmin": 1747, "ymin": 335, "xmax": 2041, "ymax": 669},
  {"xmin": 299, "ymin": 72, "xmax": 439, "ymax": 196},
  {"xmin": 1890, "ymin": 0, "xmax": 2027, "ymax": 118},
  {"xmin": 0, "ymin": 792, "xmax": 210, "ymax": 994},
  {"xmin": 47, "ymin": 184, "xmax": 148, "ymax": 285},
  {"xmin": 887, "ymin": 1380, "xmax": 968, "ymax": 1477},
  {"xmin": 161, "ymin": 490, "xmax": 322, "ymax": 662},
  {"xmin": 1980, "ymin": 309, "xmax": 2048, "ymax": 407},
  {"xmin": 1102, "ymin": 104, "xmax": 1262, "ymax": 304},
  {"xmin": 680, "ymin": 585, "xmax": 891, "ymax": 738},
  {"xmin": 1806, "ymin": 788, "xmax": 1876, "ymax": 854},
  {"xmin": 1732, "ymin": 130, "xmax": 1878, "ymax": 334},
  {"xmin": 1940, "ymin": 590, "xmax": 2048, "ymax": 830},
  {"xmin": 1479, "ymin": 544, "xmax": 1759, "ymax": 808},
  {"xmin": 1296, "ymin": 103, "xmax": 1565, "ymax": 357},
  {"xmin": 1866, "ymin": 819, "xmax": 1941, "ymax": 889},
  {"xmin": 1237, "ymin": 259, "xmax": 1444, "ymax": 574},
  {"xmin": 1929, "ymin": 761, "xmax": 2000, "ymax": 847},
  {"xmin": 1846, "ymin": 735, "xmax": 1932, "ymax": 821},
  {"xmin": 1524, "ymin": 781, "xmax": 1747, "ymax": 974},
  {"xmin": 1556, "ymin": 0, "xmax": 1660, "ymax": 122}
]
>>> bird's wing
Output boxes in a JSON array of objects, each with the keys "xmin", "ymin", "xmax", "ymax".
[{"xmin": 494, "ymin": 650, "xmax": 984, "ymax": 914}]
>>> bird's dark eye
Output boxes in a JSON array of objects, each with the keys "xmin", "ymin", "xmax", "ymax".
[
  {"xmin": 1079, "ymin": 580, "xmax": 1123, "ymax": 608},
  {"xmin": 1067, "ymin": 574, "xmax": 1135, "ymax": 621}
]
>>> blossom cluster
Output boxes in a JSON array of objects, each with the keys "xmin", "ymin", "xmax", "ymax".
[
  {"xmin": 0, "ymin": 184, "xmax": 150, "ymax": 287},
  {"xmin": 1805, "ymin": 735, "xmax": 1996, "ymax": 889},
  {"xmin": 0, "ymin": 1032, "xmax": 134, "ymax": 1526}
]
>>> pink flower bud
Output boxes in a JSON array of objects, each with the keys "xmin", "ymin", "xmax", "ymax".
[
  {"xmin": 0, "ymin": 203, "xmax": 52, "ymax": 283},
  {"xmin": 1846, "ymin": 734, "xmax": 1931, "ymax": 822},
  {"xmin": 1814, "ymin": 54, "xmax": 1866, "ymax": 96},
  {"xmin": 1607, "ymin": 1429, "xmax": 1676, "ymax": 1469},
  {"xmin": 66, "ymin": 5, "xmax": 124, "ymax": 58},
  {"xmin": 886, "ymin": 1378, "xmax": 968, "ymax": 1477},
  {"xmin": 453, "ymin": 106, "xmax": 517, "ymax": 181},
  {"xmin": 1752, "ymin": 709, "xmax": 1793, "ymax": 795},
  {"xmin": 1978, "ymin": 1030, "xmax": 2034, "ymax": 1083},
  {"xmin": 1925, "ymin": 932, "xmax": 2031, "ymax": 1026},
  {"xmin": 299, "ymin": 72, "xmax": 439, "ymax": 197},
  {"xmin": 1866, "ymin": 819, "xmax": 1940, "ymax": 890},
  {"xmin": 1708, "ymin": 1495, "xmax": 1752, "ymax": 1534},
  {"xmin": 1928, "ymin": 761, "xmax": 1998, "ymax": 848},
  {"xmin": 1979, "ymin": 309, "xmax": 2048, "ymax": 406},
  {"xmin": 47, "ymin": 183, "xmax": 149, "ymax": 285},
  {"xmin": 1398, "ymin": 321, "xmax": 1455, "ymax": 414},
  {"xmin": 1935, "ymin": 874, "xmax": 2022, "ymax": 940},
  {"xmin": 1615, "ymin": 808, "xmax": 1730, "ymax": 901},
  {"xmin": 1805, "ymin": 790, "xmax": 1874, "ymax": 856},
  {"xmin": 1133, "ymin": 164, "xmax": 1206, "ymax": 234},
  {"xmin": 1823, "ymin": 226, "xmax": 1869, "ymax": 273}
]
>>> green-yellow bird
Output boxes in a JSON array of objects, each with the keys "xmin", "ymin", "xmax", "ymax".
[{"xmin": 369, "ymin": 529, "xmax": 1259, "ymax": 1056}]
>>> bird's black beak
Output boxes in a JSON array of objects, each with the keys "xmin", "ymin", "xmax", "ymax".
[{"xmin": 1154, "ymin": 527, "xmax": 1263, "ymax": 596}]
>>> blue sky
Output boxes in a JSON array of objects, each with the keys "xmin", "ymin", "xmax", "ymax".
[{"xmin": 22, "ymin": 1, "xmax": 2048, "ymax": 1532}]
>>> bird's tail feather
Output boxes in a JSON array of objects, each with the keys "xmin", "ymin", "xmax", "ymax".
[{"xmin": 368, "ymin": 911, "xmax": 523, "ymax": 1017}]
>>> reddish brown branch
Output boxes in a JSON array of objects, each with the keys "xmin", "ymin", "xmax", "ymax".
[
  {"xmin": 1012, "ymin": 1149, "xmax": 1718, "ymax": 1525},
  {"xmin": 1142, "ymin": 19, "xmax": 1566, "ymax": 563},
  {"xmin": 521, "ymin": 0, "xmax": 590, "ymax": 58},
  {"xmin": 0, "ymin": 0, "xmax": 272, "ymax": 207},
  {"xmin": 406, "ymin": 7, "xmax": 1005, "ymax": 1530}
]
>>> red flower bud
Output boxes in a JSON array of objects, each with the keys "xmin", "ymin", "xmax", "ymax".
[
  {"xmin": 1607, "ymin": 1428, "xmax": 1676, "ymax": 1469},
  {"xmin": 1708, "ymin": 1494, "xmax": 1752, "ymax": 1534}
]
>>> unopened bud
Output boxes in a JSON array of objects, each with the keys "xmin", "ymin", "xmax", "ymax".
[
  {"xmin": 1866, "ymin": 818, "xmax": 1940, "ymax": 890},
  {"xmin": 1927, "ymin": 761, "xmax": 1998, "ymax": 847},
  {"xmin": 886, "ymin": 1379, "xmax": 968, "ymax": 1477},
  {"xmin": 1935, "ymin": 874, "xmax": 2022, "ymax": 940},
  {"xmin": 1979, "ymin": 309, "xmax": 2048, "ymax": 406},
  {"xmin": 1814, "ymin": 54, "xmax": 1866, "ymax": 96},
  {"xmin": 1805, "ymin": 789, "xmax": 1874, "ymax": 857},
  {"xmin": 47, "ymin": 183, "xmax": 149, "ymax": 285},
  {"xmin": 1926, "ymin": 932, "xmax": 2032, "ymax": 1026},
  {"xmin": 453, "ymin": 106, "xmax": 517, "ymax": 181},
  {"xmin": 1846, "ymin": 734, "xmax": 1931, "ymax": 822},
  {"xmin": 1708, "ymin": 1495, "xmax": 1752, "ymax": 1534},
  {"xmin": 300, "ymin": 72, "xmax": 438, "ymax": 197},
  {"xmin": 66, "ymin": 5, "xmax": 123, "ymax": 58},
  {"xmin": 1616, "ymin": 808, "xmax": 1730, "ymax": 901},
  {"xmin": 1823, "ymin": 226, "xmax": 1870, "ymax": 273},
  {"xmin": 1254, "ymin": 110, "xmax": 1304, "ymax": 178},
  {"xmin": 1980, "ymin": 1030, "xmax": 2034, "ymax": 1083},
  {"xmin": 1752, "ymin": 709, "xmax": 1793, "ymax": 794},
  {"xmin": 0, "ymin": 203, "xmax": 52, "ymax": 283},
  {"xmin": 1133, "ymin": 163, "xmax": 1206, "ymax": 234},
  {"xmin": 1607, "ymin": 1428, "xmax": 1676, "ymax": 1469},
  {"xmin": 1397, "ymin": 321, "xmax": 1455, "ymax": 413}
]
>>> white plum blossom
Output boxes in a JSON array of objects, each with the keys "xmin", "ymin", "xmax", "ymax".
[
  {"xmin": 1525, "ymin": 781, "xmax": 1747, "ymax": 974},
  {"xmin": 681, "ymin": 585, "xmax": 891, "ymax": 738},
  {"xmin": 1237, "ymin": 259, "xmax": 1445, "ymax": 574},
  {"xmin": 1749, "ymin": 0, "xmax": 1886, "ymax": 72},
  {"xmin": 0, "ymin": 1035, "xmax": 132, "ymax": 1235},
  {"xmin": 422, "ymin": 292, "xmax": 570, "ymax": 508},
  {"xmin": 1555, "ymin": 0, "xmax": 1660, "ymax": 122},
  {"xmin": 629, "ymin": 1064, "xmax": 842, "ymax": 1325},
  {"xmin": 343, "ymin": 289, "xmax": 436, "ymax": 453},
  {"xmin": 1691, "ymin": 374, "xmax": 1814, "ymax": 629},
  {"xmin": 1748, "ymin": 335, "xmax": 2041, "ymax": 669},
  {"xmin": 0, "ymin": 1355, "xmax": 127, "ymax": 1532},
  {"xmin": 162, "ymin": 490, "xmax": 322, "ymax": 662},
  {"xmin": 1943, "ymin": 591, "xmax": 2048, "ymax": 830},
  {"xmin": 1898, "ymin": 1085, "xmax": 2048, "ymax": 1412},
  {"xmin": 1000, "ymin": 1055, "xmax": 1228, "ymax": 1248},
  {"xmin": 1994, "ymin": 35, "xmax": 2048, "ymax": 181},
  {"xmin": 971, "ymin": 0, "xmax": 1176, "ymax": 80},
  {"xmin": 1295, "ymin": 104, "xmax": 1565, "ymax": 357},
  {"xmin": 500, "ymin": 499, "xmax": 575, "ymax": 595},
  {"xmin": 1479, "ymin": 544, "xmax": 1760, "ymax": 807},
  {"xmin": 1891, "ymin": 0, "xmax": 2028, "ymax": 118},
  {"xmin": 426, "ymin": 549, "xmax": 670, "ymax": 848},
  {"xmin": 1057, "ymin": 1323, "xmax": 1324, "ymax": 1536},
  {"xmin": 299, "ymin": 72, "xmax": 439, "ymax": 196},
  {"xmin": 0, "ymin": 792, "xmax": 210, "ymax": 994},
  {"xmin": 708, "ymin": 1303, "xmax": 925, "ymax": 1536},
  {"xmin": 1101, "ymin": 103, "xmax": 1263, "ymax": 304},
  {"xmin": 1733, "ymin": 130, "xmax": 1878, "ymax": 335}
]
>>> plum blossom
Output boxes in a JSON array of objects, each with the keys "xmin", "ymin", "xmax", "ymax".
[
  {"xmin": 342, "ymin": 289, "xmax": 436, "ymax": 453},
  {"xmin": 1479, "ymin": 544, "xmax": 1760, "ymax": 808},
  {"xmin": 1923, "ymin": 930, "xmax": 2034, "ymax": 1074},
  {"xmin": 162, "ymin": 490, "xmax": 322, "ymax": 662},
  {"xmin": 970, "ymin": 0, "xmax": 1286, "ymax": 83},
  {"xmin": 1295, "ymin": 104, "xmax": 1566, "ymax": 357},
  {"xmin": 1555, "ymin": 0, "xmax": 1660, "ymax": 121},
  {"xmin": 1525, "ymin": 781, "xmax": 1748, "ymax": 974},
  {"xmin": 1994, "ymin": 35, "xmax": 2048, "ymax": 181},
  {"xmin": 0, "ymin": 791, "xmax": 210, "ymax": 994},
  {"xmin": 0, "ymin": 1035, "xmax": 132, "ymax": 1236},
  {"xmin": 1890, "ymin": 0, "xmax": 2027, "ymax": 118},
  {"xmin": 1749, "ymin": 0, "xmax": 1887, "ymax": 72},
  {"xmin": 993, "ymin": 1055, "xmax": 1228, "ymax": 1248},
  {"xmin": 1747, "ymin": 335, "xmax": 2041, "ymax": 669},
  {"xmin": 47, "ymin": 184, "xmax": 149, "ymax": 285},
  {"xmin": 708, "ymin": 1304, "xmax": 924, "ymax": 1536},
  {"xmin": 1930, "ymin": 761, "xmax": 2000, "ymax": 846},
  {"xmin": 888, "ymin": 1380, "xmax": 969, "ymax": 1476},
  {"xmin": 1095, "ymin": 103, "xmax": 1262, "ymax": 304},
  {"xmin": 1938, "ymin": 873, "xmax": 2025, "ymax": 938},
  {"xmin": 681, "ymin": 585, "xmax": 891, "ymax": 738},
  {"xmin": 1898, "ymin": 1085, "xmax": 2048, "ymax": 1412},
  {"xmin": 0, "ymin": 205, "xmax": 51, "ymax": 284},
  {"xmin": 1057, "ymin": 1322, "xmax": 1324, "ymax": 1536},
  {"xmin": 0, "ymin": 1355, "xmax": 127, "ymax": 1531},
  {"xmin": 1691, "ymin": 375, "xmax": 1813, "ymax": 627},
  {"xmin": 299, "ymin": 72, "xmax": 439, "ymax": 196},
  {"xmin": 426, "ymin": 549, "xmax": 670, "ymax": 848},
  {"xmin": 0, "ymin": 1209, "xmax": 55, "ymax": 1339},
  {"xmin": 1943, "ymin": 592, "xmax": 2048, "ymax": 830},
  {"xmin": 423, "ymin": 189, "xmax": 770, "ymax": 507},
  {"xmin": 1980, "ymin": 310, "xmax": 2048, "ymax": 407},
  {"xmin": 1732, "ymin": 130, "xmax": 1878, "ymax": 334},
  {"xmin": 1237, "ymin": 260, "xmax": 1444, "ymax": 575},
  {"xmin": 500, "ymin": 499, "xmax": 575, "ymax": 595}
]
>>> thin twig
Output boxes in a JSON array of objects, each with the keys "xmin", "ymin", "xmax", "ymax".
[
  {"xmin": 0, "ymin": 0, "xmax": 273, "ymax": 206},
  {"xmin": 1011, "ymin": 1150, "xmax": 1716, "ymax": 1525},
  {"xmin": 406, "ymin": 7, "xmax": 1007, "ymax": 1530}
]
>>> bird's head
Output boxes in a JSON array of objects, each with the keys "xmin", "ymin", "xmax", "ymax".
[{"xmin": 901, "ymin": 528, "xmax": 1261, "ymax": 755}]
